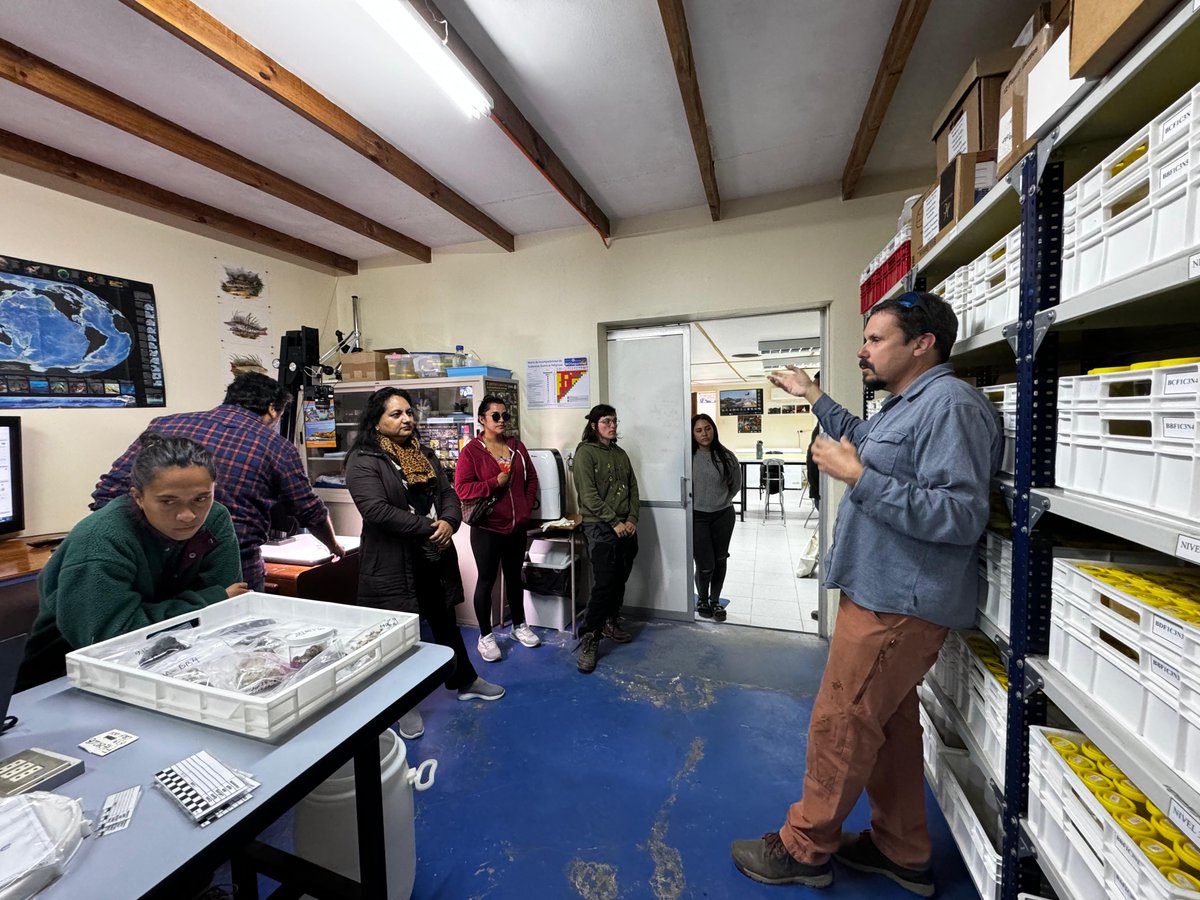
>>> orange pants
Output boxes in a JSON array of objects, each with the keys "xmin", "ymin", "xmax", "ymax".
[{"xmin": 780, "ymin": 594, "xmax": 948, "ymax": 868}]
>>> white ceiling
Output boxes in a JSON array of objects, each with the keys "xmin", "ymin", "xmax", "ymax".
[
  {"xmin": 0, "ymin": 0, "xmax": 1041, "ymax": 266},
  {"xmin": 690, "ymin": 310, "xmax": 821, "ymax": 385}
]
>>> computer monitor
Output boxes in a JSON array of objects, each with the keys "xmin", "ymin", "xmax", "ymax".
[
  {"xmin": 719, "ymin": 388, "xmax": 764, "ymax": 416},
  {"xmin": 0, "ymin": 417, "xmax": 24, "ymax": 540}
]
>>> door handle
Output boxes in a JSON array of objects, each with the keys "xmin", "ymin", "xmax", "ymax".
[{"xmin": 681, "ymin": 475, "xmax": 689, "ymax": 506}]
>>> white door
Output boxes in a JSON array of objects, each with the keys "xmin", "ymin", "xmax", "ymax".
[{"xmin": 605, "ymin": 326, "xmax": 692, "ymax": 619}]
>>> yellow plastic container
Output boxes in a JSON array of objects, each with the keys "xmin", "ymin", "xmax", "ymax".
[
  {"xmin": 1154, "ymin": 815, "xmax": 1187, "ymax": 845},
  {"xmin": 1110, "ymin": 141, "xmax": 1149, "ymax": 177},
  {"xmin": 1081, "ymin": 772, "xmax": 1115, "ymax": 795},
  {"xmin": 1119, "ymin": 813, "xmax": 1157, "ymax": 842},
  {"xmin": 1141, "ymin": 838, "xmax": 1180, "ymax": 869},
  {"xmin": 1129, "ymin": 357, "xmax": 1200, "ymax": 370},
  {"xmin": 1147, "ymin": 799, "xmax": 1165, "ymax": 818},
  {"xmin": 1098, "ymin": 759, "xmax": 1126, "ymax": 781},
  {"xmin": 1175, "ymin": 839, "xmax": 1200, "ymax": 874},
  {"xmin": 1081, "ymin": 740, "xmax": 1107, "ymax": 764},
  {"xmin": 1161, "ymin": 868, "xmax": 1200, "ymax": 890},
  {"xmin": 1049, "ymin": 735, "xmax": 1079, "ymax": 756},
  {"xmin": 1099, "ymin": 790, "xmax": 1137, "ymax": 818},
  {"xmin": 1066, "ymin": 753, "xmax": 1097, "ymax": 777},
  {"xmin": 1087, "ymin": 365, "xmax": 1131, "ymax": 374},
  {"xmin": 1115, "ymin": 778, "xmax": 1149, "ymax": 809}
]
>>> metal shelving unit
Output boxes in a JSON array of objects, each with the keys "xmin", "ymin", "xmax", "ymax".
[
  {"xmin": 1019, "ymin": 822, "xmax": 1074, "ymax": 900},
  {"xmin": 1026, "ymin": 657, "xmax": 1200, "ymax": 819},
  {"xmin": 863, "ymin": 6, "xmax": 1200, "ymax": 896}
]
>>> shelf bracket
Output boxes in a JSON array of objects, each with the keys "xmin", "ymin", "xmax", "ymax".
[
  {"xmin": 1018, "ymin": 826, "xmax": 1037, "ymax": 860},
  {"xmin": 1022, "ymin": 664, "xmax": 1044, "ymax": 698},
  {"xmin": 1004, "ymin": 309, "xmax": 1056, "ymax": 359}
]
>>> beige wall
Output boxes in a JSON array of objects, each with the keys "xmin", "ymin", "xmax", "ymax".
[
  {"xmin": 0, "ymin": 172, "xmax": 339, "ymax": 535},
  {"xmin": 344, "ymin": 186, "xmax": 912, "ymax": 464},
  {"xmin": 694, "ymin": 379, "xmax": 818, "ymax": 453}
]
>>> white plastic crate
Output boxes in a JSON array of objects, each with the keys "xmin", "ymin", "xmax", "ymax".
[
  {"xmin": 1062, "ymin": 363, "xmax": 1200, "ymax": 411},
  {"xmin": 65, "ymin": 592, "xmax": 420, "ymax": 740},
  {"xmin": 1152, "ymin": 87, "xmax": 1196, "ymax": 155},
  {"xmin": 919, "ymin": 686, "xmax": 968, "ymax": 791},
  {"xmin": 1055, "ymin": 409, "xmax": 1200, "ymax": 520},
  {"xmin": 933, "ymin": 750, "xmax": 1003, "ymax": 900},
  {"xmin": 1027, "ymin": 725, "xmax": 1200, "ymax": 900}
]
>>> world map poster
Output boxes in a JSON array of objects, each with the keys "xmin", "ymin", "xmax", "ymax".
[{"xmin": 0, "ymin": 254, "xmax": 165, "ymax": 409}]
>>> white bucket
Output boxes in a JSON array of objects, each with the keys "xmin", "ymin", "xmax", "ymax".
[{"xmin": 294, "ymin": 729, "xmax": 437, "ymax": 900}]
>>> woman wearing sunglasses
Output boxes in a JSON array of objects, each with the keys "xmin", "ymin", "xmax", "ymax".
[{"xmin": 455, "ymin": 394, "xmax": 540, "ymax": 662}]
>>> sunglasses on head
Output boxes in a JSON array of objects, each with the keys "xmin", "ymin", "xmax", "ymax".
[
  {"xmin": 488, "ymin": 411, "xmax": 511, "ymax": 422},
  {"xmin": 896, "ymin": 291, "xmax": 930, "ymax": 312}
]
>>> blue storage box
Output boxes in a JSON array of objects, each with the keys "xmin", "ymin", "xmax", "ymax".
[{"xmin": 447, "ymin": 366, "xmax": 512, "ymax": 379}]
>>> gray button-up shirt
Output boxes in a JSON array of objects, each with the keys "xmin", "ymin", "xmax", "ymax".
[{"xmin": 815, "ymin": 363, "xmax": 1002, "ymax": 628}]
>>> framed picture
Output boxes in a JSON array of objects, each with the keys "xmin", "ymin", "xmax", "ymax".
[
  {"xmin": 767, "ymin": 406, "xmax": 782, "ymax": 415},
  {"xmin": 782, "ymin": 404, "xmax": 796, "ymax": 415},
  {"xmin": 737, "ymin": 415, "xmax": 762, "ymax": 434},
  {"xmin": 720, "ymin": 388, "xmax": 763, "ymax": 416}
]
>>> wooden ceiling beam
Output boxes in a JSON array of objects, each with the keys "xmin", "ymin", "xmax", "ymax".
[
  {"xmin": 408, "ymin": 0, "xmax": 611, "ymax": 241},
  {"xmin": 841, "ymin": 0, "xmax": 932, "ymax": 200},
  {"xmin": 117, "ymin": 0, "xmax": 514, "ymax": 252},
  {"xmin": 0, "ymin": 129, "xmax": 358, "ymax": 274},
  {"xmin": 656, "ymin": 0, "xmax": 720, "ymax": 221},
  {"xmin": 0, "ymin": 39, "xmax": 431, "ymax": 262}
]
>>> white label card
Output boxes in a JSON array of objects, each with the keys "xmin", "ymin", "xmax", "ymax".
[
  {"xmin": 1189, "ymin": 252, "xmax": 1200, "ymax": 279},
  {"xmin": 1164, "ymin": 416, "xmax": 1196, "ymax": 439},
  {"xmin": 948, "ymin": 113, "xmax": 970, "ymax": 159},
  {"xmin": 1113, "ymin": 835, "xmax": 1141, "ymax": 876},
  {"xmin": 1151, "ymin": 654, "xmax": 1183, "ymax": 689},
  {"xmin": 1153, "ymin": 613, "xmax": 1186, "ymax": 648},
  {"xmin": 79, "ymin": 730, "xmax": 139, "ymax": 757},
  {"xmin": 1170, "ymin": 796, "xmax": 1200, "ymax": 847},
  {"xmin": 998, "ymin": 108, "xmax": 1014, "ymax": 159},
  {"xmin": 1113, "ymin": 869, "xmax": 1137, "ymax": 900},
  {"xmin": 921, "ymin": 190, "xmax": 940, "ymax": 246},
  {"xmin": 1163, "ymin": 106, "xmax": 1192, "ymax": 141},
  {"xmin": 1178, "ymin": 533, "xmax": 1200, "ymax": 565},
  {"xmin": 1165, "ymin": 371, "xmax": 1199, "ymax": 395}
]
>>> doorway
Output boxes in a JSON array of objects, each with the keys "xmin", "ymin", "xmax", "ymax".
[{"xmin": 604, "ymin": 310, "xmax": 826, "ymax": 636}]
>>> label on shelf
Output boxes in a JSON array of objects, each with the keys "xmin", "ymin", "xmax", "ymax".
[
  {"xmin": 1189, "ymin": 252, "xmax": 1200, "ymax": 279},
  {"xmin": 1114, "ymin": 835, "xmax": 1141, "ymax": 878},
  {"xmin": 1164, "ymin": 105, "xmax": 1192, "ymax": 142},
  {"xmin": 1164, "ymin": 416, "xmax": 1196, "ymax": 438},
  {"xmin": 1166, "ymin": 371, "xmax": 1199, "ymax": 394},
  {"xmin": 1178, "ymin": 533, "xmax": 1200, "ymax": 564},
  {"xmin": 1162, "ymin": 153, "xmax": 1190, "ymax": 188},
  {"xmin": 1153, "ymin": 613, "xmax": 1186, "ymax": 648},
  {"xmin": 1169, "ymin": 796, "xmax": 1200, "ymax": 847},
  {"xmin": 1113, "ymin": 867, "xmax": 1137, "ymax": 900},
  {"xmin": 1151, "ymin": 653, "xmax": 1183, "ymax": 689}
]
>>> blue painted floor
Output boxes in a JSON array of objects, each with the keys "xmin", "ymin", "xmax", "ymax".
[{"xmin": 383, "ymin": 618, "xmax": 982, "ymax": 899}]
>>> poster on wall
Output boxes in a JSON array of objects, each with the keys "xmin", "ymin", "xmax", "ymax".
[
  {"xmin": 0, "ymin": 254, "xmax": 165, "ymax": 409},
  {"xmin": 695, "ymin": 390, "xmax": 717, "ymax": 417},
  {"xmin": 526, "ymin": 356, "xmax": 590, "ymax": 410},
  {"xmin": 216, "ymin": 262, "xmax": 275, "ymax": 379},
  {"xmin": 302, "ymin": 397, "xmax": 336, "ymax": 448},
  {"xmin": 737, "ymin": 415, "xmax": 762, "ymax": 434}
]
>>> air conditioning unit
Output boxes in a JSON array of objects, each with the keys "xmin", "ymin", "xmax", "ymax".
[{"xmin": 758, "ymin": 338, "xmax": 820, "ymax": 372}]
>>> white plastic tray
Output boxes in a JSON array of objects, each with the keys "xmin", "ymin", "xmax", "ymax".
[{"xmin": 65, "ymin": 593, "xmax": 419, "ymax": 741}]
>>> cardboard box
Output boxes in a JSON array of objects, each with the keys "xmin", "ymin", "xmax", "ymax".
[
  {"xmin": 1070, "ymin": 0, "xmax": 1177, "ymax": 79},
  {"xmin": 1026, "ymin": 26, "xmax": 1090, "ymax": 139},
  {"xmin": 997, "ymin": 21, "xmax": 1064, "ymax": 179},
  {"xmin": 933, "ymin": 48, "xmax": 1023, "ymax": 171},
  {"xmin": 911, "ymin": 152, "xmax": 999, "ymax": 261},
  {"xmin": 340, "ymin": 347, "xmax": 406, "ymax": 382}
]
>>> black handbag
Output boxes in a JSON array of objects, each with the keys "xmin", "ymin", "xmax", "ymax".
[{"xmin": 463, "ymin": 491, "xmax": 501, "ymax": 527}]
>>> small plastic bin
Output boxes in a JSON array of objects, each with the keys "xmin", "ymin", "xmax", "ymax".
[
  {"xmin": 409, "ymin": 352, "xmax": 458, "ymax": 378},
  {"xmin": 65, "ymin": 593, "xmax": 420, "ymax": 741},
  {"xmin": 446, "ymin": 366, "xmax": 512, "ymax": 379}
]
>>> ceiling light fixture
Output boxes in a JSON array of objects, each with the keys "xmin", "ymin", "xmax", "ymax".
[{"xmin": 355, "ymin": 0, "xmax": 494, "ymax": 119}]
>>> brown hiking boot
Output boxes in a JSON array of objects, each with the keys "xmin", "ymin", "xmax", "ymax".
[{"xmin": 602, "ymin": 617, "xmax": 633, "ymax": 643}]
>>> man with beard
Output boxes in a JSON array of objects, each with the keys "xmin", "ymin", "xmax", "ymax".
[{"xmin": 731, "ymin": 292, "xmax": 1001, "ymax": 895}]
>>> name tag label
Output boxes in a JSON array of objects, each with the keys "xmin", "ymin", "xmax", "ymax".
[
  {"xmin": 1151, "ymin": 654, "xmax": 1182, "ymax": 689},
  {"xmin": 1165, "ymin": 371, "xmax": 1199, "ymax": 395},
  {"xmin": 1163, "ymin": 416, "xmax": 1196, "ymax": 438},
  {"xmin": 1163, "ymin": 106, "xmax": 1193, "ymax": 142},
  {"xmin": 1154, "ymin": 614, "xmax": 1186, "ymax": 648},
  {"xmin": 1161, "ymin": 154, "xmax": 1190, "ymax": 187},
  {"xmin": 1178, "ymin": 534, "xmax": 1200, "ymax": 565}
]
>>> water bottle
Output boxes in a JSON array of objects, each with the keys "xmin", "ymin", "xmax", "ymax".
[
  {"xmin": 755, "ymin": 440, "xmax": 763, "ymax": 459},
  {"xmin": 454, "ymin": 345, "xmax": 467, "ymax": 368}
]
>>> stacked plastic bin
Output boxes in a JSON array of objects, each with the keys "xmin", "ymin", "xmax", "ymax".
[
  {"xmin": 1056, "ymin": 359, "xmax": 1200, "ymax": 521},
  {"xmin": 1050, "ymin": 560, "xmax": 1200, "ymax": 797},
  {"xmin": 859, "ymin": 224, "xmax": 913, "ymax": 313},
  {"xmin": 1062, "ymin": 83, "xmax": 1200, "ymax": 302},
  {"xmin": 980, "ymin": 383, "xmax": 1017, "ymax": 474},
  {"xmin": 1028, "ymin": 726, "xmax": 1200, "ymax": 899}
]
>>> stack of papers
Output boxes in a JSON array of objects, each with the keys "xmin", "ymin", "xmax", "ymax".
[{"xmin": 154, "ymin": 751, "xmax": 257, "ymax": 827}]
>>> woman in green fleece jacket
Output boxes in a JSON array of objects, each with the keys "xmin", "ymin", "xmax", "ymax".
[
  {"xmin": 572, "ymin": 403, "xmax": 640, "ymax": 674},
  {"xmin": 18, "ymin": 433, "xmax": 245, "ymax": 689}
]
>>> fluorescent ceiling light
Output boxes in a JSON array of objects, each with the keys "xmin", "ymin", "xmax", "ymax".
[{"xmin": 355, "ymin": 0, "xmax": 494, "ymax": 119}]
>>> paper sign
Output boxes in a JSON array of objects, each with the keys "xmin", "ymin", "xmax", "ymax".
[
  {"xmin": 1163, "ymin": 105, "xmax": 1192, "ymax": 142},
  {"xmin": 1161, "ymin": 154, "xmax": 1190, "ymax": 188},
  {"xmin": 1170, "ymin": 796, "xmax": 1200, "ymax": 847},
  {"xmin": 921, "ymin": 189, "xmax": 941, "ymax": 245},
  {"xmin": 1165, "ymin": 371, "xmax": 1199, "ymax": 395},
  {"xmin": 997, "ymin": 108, "xmax": 1014, "ymax": 160},
  {"xmin": 1150, "ymin": 654, "xmax": 1182, "ymax": 689},
  {"xmin": 948, "ymin": 113, "xmax": 969, "ymax": 159},
  {"xmin": 1164, "ymin": 417, "xmax": 1196, "ymax": 439},
  {"xmin": 1177, "ymin": 533, "xmax": 1200, "ymax": 564}
]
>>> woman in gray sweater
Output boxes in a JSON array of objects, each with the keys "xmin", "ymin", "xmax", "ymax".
[{"xmin": 691, "ymin": 414, "xmax": 741, "ymax": 621}]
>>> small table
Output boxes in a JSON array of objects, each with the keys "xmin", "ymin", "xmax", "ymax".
[
  {"xmin": 265, "ymin": 552, "xmax": 360, "ymax": 604},
  {"xmin": 736, "ymin": 459, "xmax": 808, "ymax": 522},
  {"xmin": 17, "ymin": 642, "xmax": 454, "ymax": 900}
]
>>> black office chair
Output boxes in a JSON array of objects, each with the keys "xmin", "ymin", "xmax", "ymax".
[{"xmin": 761, "ymin": 458, "xmax": 786, "ymax": 523}]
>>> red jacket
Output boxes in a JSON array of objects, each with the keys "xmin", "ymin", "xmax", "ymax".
[{"xmin": 454, "ymin": 437, "xmax": 539, "ymax": 534}]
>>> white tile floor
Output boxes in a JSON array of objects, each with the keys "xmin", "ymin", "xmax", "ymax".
[{"xmin": 698, "ymin": 489, "xmax": 823, "ymax": 634}]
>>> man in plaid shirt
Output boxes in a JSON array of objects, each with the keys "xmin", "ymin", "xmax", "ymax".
[{"xmin": 92, "ymin": 373, "xmax": 344, "ymax": 590}]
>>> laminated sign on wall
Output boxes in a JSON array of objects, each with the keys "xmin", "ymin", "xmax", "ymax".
[
  {"xmin": 526, "ymin": 356, "xmax": 590, "ymax": 410},
  {"xmin": 216, "ymin": 261, "xmax": 274, "ymax": 380}
]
